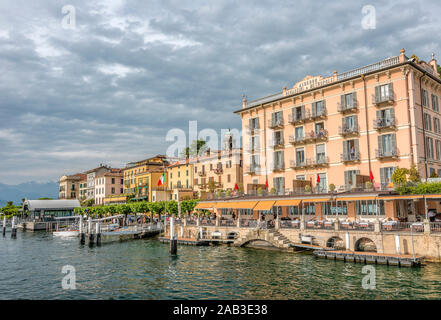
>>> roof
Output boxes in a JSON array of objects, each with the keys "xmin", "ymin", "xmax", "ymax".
[
  {"xmin": 23, "ymin": 200, "xmax": 81, "ymax": 211},
  {"xmin": 59, "ymin": 173, "xmax": 86, "ymax": 182}
]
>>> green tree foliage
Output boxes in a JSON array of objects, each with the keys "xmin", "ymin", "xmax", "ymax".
[
  {"xmin": 1, "ymin": 202, "xmax": 19, "ymax": 218},
  {"xmin": 166, "ymin": 201, "xmax": 178, "ymax": 216},
  {"xmin": 438, "ymin": 65, "xmax": 441, "ymax": 79},
  {"xmin": 38, "ymin": 197, "xmax": 53, "ymax": 200},
  {"xmin": 408, "ymin": 165, "xmax": 421, "ymax": 183},
  {"xmin": 430, "ymin": 171, "xmax": 439, "ymax": 178},
  {"xmin": 181, "ymin": 139, "xmax": 207, "ymax": 158},
  {"xmin": 392, "ymin": 167, "xmax": 408, "ymax": 188}
]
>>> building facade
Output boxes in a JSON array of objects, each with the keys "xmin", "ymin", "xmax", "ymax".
[
  {"xmin": 58, "ymin": 173, "xmax": 85, "ymax": 200},
  {"xmin": 167, "ymin": 159, "xmax": 195, "ymax": 201},
  {"xmin": 94, "ymin": 169, "xmax": 123, "ymax": 206},
  {"xmin": 85, "ymin": 165, "xmax": 112, "ymax": 201},
  {"xmin": 236, "ymin": 49, "xmax": 441, "ymax": 195}
]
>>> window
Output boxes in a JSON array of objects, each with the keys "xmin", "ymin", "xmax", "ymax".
[
  {"xmin": 121, "ymin": 179, "xmax": 123, "ymax": 184},
  {"xmin": 251, "ymin": 155, "xmax": 260, "ymax": 169},
  {"xmin": 343, "ymin": 139, "xmax": 359, "ymax": 160},
  {"xmin": 424, "ymin": 113, "xmax": 432, "ymax": 131},
  {"xmin": 271, "ymin": 111, "xmax": 283, "ymax": 126},
  {"xmin": 356, "ymin": 200, "xmax": 385, "ymax": 216},
  {"xmin": 429, "ymin": 168, "xmax": 436, "ymax": 176},
  {"xmin": 250, "ymin": 136, "xmax": 259, "ymax": 151},
  {"xmin": 111, "ymin": 187, "xmax": 115, "ymax": 194},
  {"xmin": 313, "ymin": 100, "xmax": 325, "ymax": 116},
  {"xmin": 316, "ymin": 144, "xmax": 326, "ymax": 162},
  {"xmin": 178, "ymin": 171, "xmax": 180, "ymax": 178},
  {"xmin": 296, "ymin": 175, "xmax": 305, "ymax": 180},
  {"xmin": 296, "ymin": 148, "xmax": 305, "ymax": 165},
  {"xmin": 273, "ymin": 177, "xmax": 285, "ymax": 194},
  {"xmin": 315, "ymin": 122, "xmax": 325, "ymax": 134},
  {"xmin": 426, "ymin": 137, "xmax": 434, "ymax": 159},
  {"xmin": 323, "ymin": 201, "xmax": 347, "ymax": 216},
  {"xmin": 378, "ymin": 134, "xmax": 397, "ymax": 156},
  {"xmin": 344, "ymin": 170, "xmax": 360, "ymax": 188},
  {"xmin": 422, "ymin": 89, "xmax": 429, "ymax": 107},
  {"xmin": 249, "ymin": 117, "xmax": 259, "ymax": 130},
  {"xmin": 434, "ymin": 118, "xmax": 440, "ymax": 134},
  {"xmin": 294, "ymin": 106, "xmax": 305, "ymax": 121},
  {"xmin": 194, "ymin": 178, "xmax": 198, "ymax": 185},
  {"xmin": 437, "ymin": 140, "xmax": 441, "ymax": 160},
  {"xmin": 288, "ymin": 206, "xmax": 299, "ymax": 215},
  {"xmin": 112, "ymin": 178, "xmax": 115, "ymax": 184},
  {"xmin": 273, "ymin": 151, "xmax": 284, "ymax": 169},
  {"xmin": 317, "ymin": 173, "xmax": 327, "ymax": 193},
  {"xmin": 295, "ymin": 126, "xmax": 304, "ymax": 139},
  {"xmin": 303, "ymin": 203, "xmax": 315, "ymax": 215},
  {"xmin": 273, "ymin": 131, "xmax": 283, "ymax": 145},
  {"xmin": 380, "ymin": 167, "xmax": 396, "ymax": 186},
  {"xmin": 227, "ymin": 174, "xmax": 231, "ymax": 183},
  {"xmin": 433, "ymin": 95, "xmax": 440, "ymax": 112}
]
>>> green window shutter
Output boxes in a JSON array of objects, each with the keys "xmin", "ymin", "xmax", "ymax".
[
  {"xmin": 391, "ymin": 134, "xmax": 397, "ymax": 152},
  {"xmin": 249, "ymin": 118, "xmax": 253, "ymax": 130},
  {"xmin": 312, "ymin": 102, "xmax": 316, "ymax": 116},
  {"xmin": 375, "ymin": 86, "xmax": 380, "ymax": 102},
  {"xmin": 354, "ymin": 139, "xmax": 359, "ymax": 153},
  {"xmin": 388, "ymin": 83, "xmax": 393, "ymax": 98},
  {"xmin": 344, "ymin": 171, "xmax": 349, "ymax": 185},
  {"xmin": 378, "ymin": 135, "xmax": 383, "ymax": 153},
  {"xmin": 380, "ymin": 168, "xmax": 385, "ymax": 184},
  {"xmin": 342, "ymin": 140, "xmax": 347, "ymax": 154},
  {"xmin": 376, "ymin": 110, "xmax": 381, "ymax": 121},
  {"xmin": 271, "ymin": 113, "xmax": 275, "ymax": 124},
  {"xmin": 353, "ymin": 91, "xmax": 357, "ymax": 105},
  {"xmin": 389, "ymin": 108, "xmax": 395, "ymax": 121},
  {"xmin": 301, "ymin": 105, "xmax": 305, "ymax": 117},
  {"xmin": 342, "ymin": 117, "xmax": 346, "ymax": 127},
  {"xmin": 354, "ymin": 116, "xmax": 358, "ymax": 129}
]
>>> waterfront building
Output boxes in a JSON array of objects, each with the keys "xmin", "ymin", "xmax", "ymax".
[
  {"xmin": 79, "ymin": 177, "xmax": 88, "ymax": 201},
  {"xmin": 167, "ymin": 159, "xmax": 195, "ymax": 201},
  {"xmin": 85, "ymin": 165, "xmax": 112, "ymax": 201},
  {"xmin": 94, "ymin": 169, "xmax": 123, "ymax": 205},
  {"xmin": 23, "ymin": 199, "xmax": 81, "ymax": 220},
  {"xmin": 58, "ymin": 173, "xmax": 86, "ymax": 200},
  {"xmin": 133, "ymin": 168, "xmax": 169, "ymax": 202},
  {"xmin": 123, "ymin": 155, "xmax": 168, "ymax": 197},
  {"xmin": 236, "ymin": 49, "xmax": 441, "ymax": 194}
]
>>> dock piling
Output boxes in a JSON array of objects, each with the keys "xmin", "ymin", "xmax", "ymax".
[
  {"xmin": 170, "ymin": 217, "xmax": 177, "ymax": 255},
  {"xmin": 96, "ymin": 222, "xmax": 101, "ymax": 246},
  {"xmin": 88, "ymin": 217, "xmax": 94, "ymax": 246},
  {"xmin": 79, "ymin": 216, "xmax": 85, "ymax": 244},
  {"xmin": 2, "ymin": 216, "xmax": 6, "ymax": 237},
  {"xmin": 11, "ymin": 216, "xmax": 17, "ymax": 239}
]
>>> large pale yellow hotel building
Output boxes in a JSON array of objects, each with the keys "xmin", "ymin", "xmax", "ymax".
[{"xmin": 237, "ymin": 49, "xmax": 441, "ymax": 194}]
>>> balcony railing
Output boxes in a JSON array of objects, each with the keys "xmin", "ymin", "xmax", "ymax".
[
  {"xmin": 272, "ymin": 138, "xmax": 284, "ymax": 149},
  {"xmin": 311, "ymin": 108, "xmax": 327, "ymax": 119},
  {"xmin": 280, "ymin": 220, "xmax": 301, "ymax": 229},
  {"xmin": 376, "ymin": 148, "xmax": 399, "ymax": 159},
  {"xmin": 339, "ymin": 125, "xmax": 359, "ymax": 136},
  {"xmin": 372, "ymin": 92, "xmax": 395, "ymax": 105},
  {"xmin": 214, "ymin": 168, "xmax": 223, "ymax": 174},
  {"xmin": 288, "ymin": 109, "xmax": 311, "ymax": 124},
  {"xmin": 289, "ymin": 135, "xmax": 307, "ymax": 145},
  {"xmin": 268, "ymin": 119, "xmax": 284, "ymax": 129},
  {"xmin": 245, "ymin": 165, "xmax": 259, "ymax": 175},
  {"xmin": 312, "ymin": 156, "xmax": 329, "ymax": 166},
  {"xmin": 305, "ymin": 130, "xmax": 328, "ymax": 142},
  {"xmin": 373, "ymin": 118, "xmax": 396, "ymax": 130},
  {"xmin": 305, "ymin": 220, "xmax": 334, "ymax": 230},
  {"xmin": 272, "ymin": 163, "xmax": 285, "ymax": 172},
  {"xmin": 290, "ymin": 159, "xmax": 308, "ymax": 169},
  {"xmin": 245, "ymin": 125, "xmax": 259, "ymax": 135},
  {"xmin": 339, "ymin": 221, "xmax": 375, "ymax": 231},
  {"xmin": 341, "ymin": 152, "xmax": 361, "ymax": 162},
  {"xmin": 198, "ymin": 171, "xmax": 206, "ymax": 177},
  {"xmin": 337, "ymin": 100, "xmax": 358, "ymax": 113},
  {"xmin": 381, "ymin": 222, "xmax": 424, "ymax": 233},
  {"xmin": 240, "ymin": 219, "xmax": 258, "ymax": 228}
]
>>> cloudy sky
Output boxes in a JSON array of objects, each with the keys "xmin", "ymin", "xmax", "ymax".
[{"xmin": 0, "ymin": 0, "xmax": 440, "ymax": 184}]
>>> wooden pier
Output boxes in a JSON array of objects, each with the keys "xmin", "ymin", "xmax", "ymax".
[{"xmin": 314, "ymin": 250, "xmax": 424, "ymax": 267}]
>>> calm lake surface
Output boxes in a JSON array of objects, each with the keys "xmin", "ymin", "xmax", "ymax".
[{"xmin": 1, "ymin": 232, "xmax": 441, "ymax": 300}]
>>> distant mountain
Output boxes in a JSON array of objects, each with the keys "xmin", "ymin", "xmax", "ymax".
[{"xmin": 0, "ymin": 181, "xmax": 59, "ymax": 206}]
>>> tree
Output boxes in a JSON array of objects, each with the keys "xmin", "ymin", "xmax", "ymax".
[
  {"xmin": 408, "ymin": 164, "xmax": 421, "ymax": 183},
  {"xmin": 392, "ymin": 167, "xmax": 409, "ymax": 188},
  {"xmin": 438, "ymin": 64, "xmax": 441, "ymax": 80},
  {"xmin": 208, "ymin": 180, "xmax": 216, "ymax": 193},
  {"xmin": 181, "ymin": 199, "xmax": 198, "ymax": 215},
  {"xmin": 181, "ymin": 139, "xmax": 208, "ymax": 158},
  {"xmin": 430, "ymin": 171, "xmax": 439, "ymax": 178},
  {"xmin": 1, "ymin": 202, "xmax": 19, "ymax": 218},
  {"xmin": 38, "ymin": 197, "xmax": 53, "ymax": 200},
  {"xmin": 166, "ymin": 201, "xmax": 178, "ymax": 216}
]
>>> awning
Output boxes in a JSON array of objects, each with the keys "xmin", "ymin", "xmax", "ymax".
[
  {"xmin": 301, "ymin": 198, "xmax": 331, "ymax": 203},
  {"xmin": 194, "ymin": 202, "xmax": 216, "ymax": 210},
  {"xmin": 274, "ymin": 199, "xmax": 301, "ymax": 206},
  {"xmin": 379, "ymin": 195, "xmax": 425, "ymax": 201},
  {"xmin": 254, "ymin": 201, "xmax": 276, "ymax": 211},
  {"xmin": 422, "ymin": 194, "xmax": 441, "ymax": 200},
  {"xmin": 335, "ymin": 196, "xmax": 377, "ymax": 201},
  {"xmin": 216, "ymin": 201, "xmax": 258, "ymax": 209}
]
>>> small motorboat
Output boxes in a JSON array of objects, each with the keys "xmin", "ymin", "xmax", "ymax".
[{"xmin": 53, "ymin": 230, "xmax": 79, "ymax": 237}]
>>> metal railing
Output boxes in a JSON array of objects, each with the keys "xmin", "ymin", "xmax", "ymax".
[
  {"xmin": 268, "ymin": 119, "xmax": 284, "ymax": 128},
  {"xmin": 272, "ymin": 163, "xmax": 285, "ymax": 172},
  {"xmin": 200, "ymin": 219, "xmax": 216, "ymax": 226},
  {"xmin": 288, "ymin": 110, "xmax": 311, "ymax": 124},
  {"xmin": 244, "ymin": 165, "xmax": 260, "ymax": 174},
  {"xmin": 337, "ymin": 56, "xmax": 400, "ymax": 81},
  {"xmin": 340, "ymin": 152, "xmax": 361, "ymax": 162},
  {"xmin": 305, "ymin": 221, "xmax": 334, "ymax": 230},
  {"xmin": 372, "ymin": 92, "xmax": 395, "ymax": 105},
  {"xmin": 244, "ymin": 125, "xmax": 259, "ymax": 135},
  {"xmin": 376, "ymin": 148, "xmax": 399, "ymax": 159},
  {"xmin": 381, "ymin": 222, "xmax": 425, "ymax": 233},
  {"xmin": 339, "ymin": 125, "xmax": 359, "ymax": 136},
  {"xmin": 339, "ymin": 221, "xmax": 375, "ymax": 231},
  {"xmin": 373, "ymin": 118, "xmax": 396, "ymax": 130},
  {"xmin": 272, "ymin": 138, "xmax": 284, "ymax": 148},
  {"xmin": 219, "ymin": 219, "xmax": 236, "ymax": 227},
  {"xmin": 289, "ymin": 135, "xmax": 307, "ymax": 145},
  {"xmin": 312, "ymin": 156, "xmax": 329, "ymax": 166},
  {"xmin": 279, "ymin": 220, "xmax": 301, "ymax": 229},
  {"xmin": 311, "ymin": 108, "xmax": 327, "ymax": 118},
  {"xmin": 430, "ymin": 222, "xmax": 441, "ymax": 233},
  {"xmin": 240, "ymin": 219, "xmax": 258, "ymax": 228},
  {"xmin": 337, "ymin": 100, "xmax": 358, "ymax": 113},
  {"xmin": 290, "ymin": 159, "xmax": 308, "ymax": 169}
]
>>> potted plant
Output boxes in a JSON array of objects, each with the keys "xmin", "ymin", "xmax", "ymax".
[
  {"xmin": 365, "ymin": 181, "xmax": 373, "ymax": 190},
  {"xmin": 270, "ymin": 187, "xmax": 277, "ymax": 195},
  {"xmin": 329, "ymin": 184, "xmax": 336, "ymax": 193},
  {"xmin": 304, "ymin": 185, "xmax": 312, "ymax": 193},
  {"xmin": 257, "ymin": 187, "xmax": 264, "ymax": 196}
]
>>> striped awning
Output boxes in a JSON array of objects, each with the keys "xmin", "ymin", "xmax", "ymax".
[
  {"xmin": 254, "ymin": 201, "xmax": 276, "ymax": 211},
  {"xmin": 194, "ymin": 202, "xmax": 216, "ymax": 210},
  {"xmin": 274, "ymin": 199, "xmax": 302, "ymax": 206},
  {"xmin": 216, "ymin": 201, "xmax": 258, "ymax": 209}
]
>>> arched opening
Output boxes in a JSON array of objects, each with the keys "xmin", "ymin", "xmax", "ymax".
[
  {"xmin": 355, "ymin": 237, "xmax": 377, "ymax": 252},
  {"xmin": 326, "ymin": 236, "xmax": 345, "ymax": 250},
  {"xmin": 227, "ymin": 232, "xmax": 238, "ymax": 240}
]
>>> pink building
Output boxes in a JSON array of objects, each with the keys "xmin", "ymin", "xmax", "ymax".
[
  {"xmin": 94, "ymin": 169, "xmax": 124, "ymax": 205},
  {"xmin": 236, "ymin": 49, "xmax": 441, "ymax": 194}
]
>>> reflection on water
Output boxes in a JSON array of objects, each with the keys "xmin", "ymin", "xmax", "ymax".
[{"xmin": 1, "ymin": 232, "xmax": 441, "ymax": 299}]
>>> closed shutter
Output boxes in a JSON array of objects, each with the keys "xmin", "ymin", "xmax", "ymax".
[
  {"xmin": 280, "ymin": 151, "xmax": 284, "ymax": 167},
  {"xmin": 378, "ymin": 135, "xmax": 383, "ymax": 154},
  {"xmin": 353, "ymin": 91, "xmax": 357, "ymax": 106},
  {"xmin": 388, "ymin": 83, "xmax": 393, "ymax": 99},
  {"xmin": 375, "ymin": 86, "xmax": 380, "ymax": 102},
  {"xmin": 353, "ymin": 116, "xmax": 358, "ymax": 129},
  {"xmin": 380, "ymin": 168, "xmax": 385, "ymax": 184},
  {"xmin": 301, "ymin": 105, "xmax": 305, "ymax": 118},
  {"xmin": 312, "ymin": 102, "xmax": 317, "ymax": 116},
  {"xmin": 342, "ymin": 117, "xmax": 346, "ymax": 128},
  {"xmin": 391, "ymin": 134, "xmax": 397, "ymax": 152},
  {"xmin": 249, "ymin": 118, "xmax": 253, "ymax": 130},
  {"xmin": 354, "ymin": 139, "xmax": 359, "ymax": 153},
  {"xmin": 341, "ymin": 95, "xmax": 345, "ymax": 110},
  {"xmin": 344, "ymin": 171, "xmax": 350, "ymax": 185},
  {"xmin": 249, "ymin": 137, "xmax": 252, "ymax": 151},
  {"xmin": 256, "ymin": 136, "xmax": 260, "ymax": 149},
  {"xmin": 389, "ymin": 108, "xmax": 395, "ymax": 123},
  {"xmin": 271, "ymin": 113, "xmax": 275, "ymax": 125},
  {"xmin": 255, "ymin": 117, "xmax": 259, "ymax": 129},
  {"xmin": 342, "ymin": 140, "xmax": 347, "ymax": 155},
  {"xmin": 376, "ymin": 110, "xmax": 381, "ymax": 122}
]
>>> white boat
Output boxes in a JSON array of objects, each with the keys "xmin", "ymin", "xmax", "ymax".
[{"xmin": 53, "ymin": 230, "xmax": 79, "ymax": 237}]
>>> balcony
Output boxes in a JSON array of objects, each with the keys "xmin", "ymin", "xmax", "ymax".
[
  {"xmin": 289, "ymin": 135, "xmax": 307, "ymax": 145},
  {"xmin": 245, "ymin": 125, "xmax": 259, "ymax": 136},
  {"xmin": 198, "ymin": 171, "xmax": 206, "ymax": 177},
  {"xmin": 272, "ymin": 163, "xmax": 285, "ymax": 172},
  {"xmin": 290, "ymin": 159, "xmax": 308, "ymax": 169},
  {"xmin": 339, "ymin": 125, "xmax": 359, "ymax": 136},
  {"xmin": 376, "ymin": 148, "xmax": 399, "ymax": 159},
  {"xmin": 312, "ymin": 156, "xmax": 329, "ymax": 167},
  {"xmin": 306, "ymin": 130, "xmax": 328, "ymax": 142},
  {"xmin": 372, "ymin": 92, "xmax": 395, "ymax": 105},
  {"xmin": 337, "ymin": 100, "xmax": 358, "ymax": 113},
  {"xmin": 214, "ymin": 168, "xmax": 223, "ymax": 174},
  {"xmin": 268, "ymin": 119, "xmax": 284, "ymax": 129},
  {"xmin": 373, "ymin": 118, "xmax": 396, "ymax": 130},
  {"xmin": 311, "ymin": 108, "xmax": 327, "ymax": 119},
  {"xmin": 245, "ymin": 165, "xmax": 259, "ymax": 175},
  {"xmin": 246, "ymin": 145, "xmax": 260, "ymax": 153},
  {"xmin": 272, "ymin": 138, "xmax": 284, "ymax": 149},
  {"xmin": 288, "ymin": 109, "xmax": 311, "ymax": 124},
  {"xmin": 340, "ymin": 152, "xmax": 361, "ymax": 162}
]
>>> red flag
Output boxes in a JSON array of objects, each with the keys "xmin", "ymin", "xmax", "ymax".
[
  {"xmin": 265, "ymin": 180, "xmax": 269, "ymax": 188},
  {"xmin": 317, "ymin": 174, "xmax": 320, "ymax": 183},
  {"xmin": 234, "ymin": 183, "xmax": 239, "ymax": 190},
  {"xmin": 369, "ymin": 171, "xmax": 374, "ymax": 181}
]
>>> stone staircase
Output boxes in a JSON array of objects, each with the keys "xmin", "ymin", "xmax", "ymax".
[{"xmin": 234, "ymin": 229, "xmax": 294, "ymax": 250}]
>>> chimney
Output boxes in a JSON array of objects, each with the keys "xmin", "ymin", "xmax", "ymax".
[
  {"xmin": 399, "ymin": 48, "xmax": 406, "ymax": 63},
  {"xmin": 242, "ymin": 94, "xmax": 247, "ymax": 108},
  {"xmin": 430, "ymin": 53, "xmax": 440, "ymax": 78}
]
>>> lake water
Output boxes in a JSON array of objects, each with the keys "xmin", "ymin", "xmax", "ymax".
[{"xmin": 1, "ymin": 232, "xmax": 441, "ymax": 300}]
